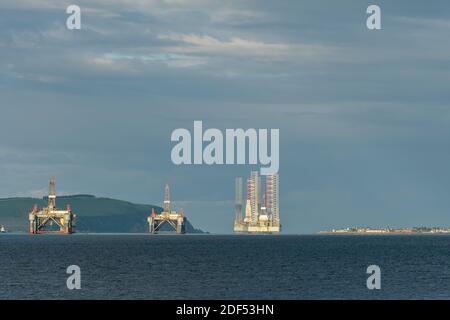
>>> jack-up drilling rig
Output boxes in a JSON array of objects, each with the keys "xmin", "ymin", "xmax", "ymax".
[
  {"xmin": 29, "ymin": 179, "xmax": 76, "ymax": 234},
  {"xmin": 234, "ymin": 172, "xmax": 280, "ymax": 233},
  {"xmin": 147, "ymin": 184, "xmax": 186, "ymax": 234}
]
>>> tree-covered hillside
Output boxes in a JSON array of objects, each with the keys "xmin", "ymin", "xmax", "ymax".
[{"xmin": 0, "ymin": 195, "xmax": 204, "ymax": 233}]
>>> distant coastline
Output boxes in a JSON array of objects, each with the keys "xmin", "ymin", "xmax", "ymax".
[
  {"xmin": 318, "ymin": 227, "xmax": 450, "ymax": 235},
  {"xmin": 0, "ymin": 195, "xmax": 205, "ymax": 234}
]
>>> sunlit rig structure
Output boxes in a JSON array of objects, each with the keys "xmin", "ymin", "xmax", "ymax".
[
  {"xmin": 147, "ymin": 184, "xmax": 186, "ymax": 234},
  {"xmin": 29, "ymin": 179, "xmax": 76, "ymax": 234},
  {"xmin": 234, "ymin": 172, "xmax": 280, "ymax": 234}
]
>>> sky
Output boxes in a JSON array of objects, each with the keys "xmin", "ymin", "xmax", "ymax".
[{"xmin": 1, "ymin": 0, "xmax": 450, "ymax": 233}]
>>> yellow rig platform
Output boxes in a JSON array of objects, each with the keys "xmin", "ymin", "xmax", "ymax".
[
  {"xmin": 147, "ymin": 184, "xmax": 186, "ymax": 234},
  {"xmin": 29, "ymin": 179, "xmax": 76, "ymax": 234}
]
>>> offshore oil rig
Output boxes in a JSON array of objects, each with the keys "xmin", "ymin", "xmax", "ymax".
[
  {"xmin": 29, "ymin": 179, "xmax": 76, "ymax": 234},
  {"xmin": 147, "ymin": 184, "xmax": 186, "ymax": 234},
  {"xmin": 234, "ymin": 172, "xmax": 280, "ymax": 233}
]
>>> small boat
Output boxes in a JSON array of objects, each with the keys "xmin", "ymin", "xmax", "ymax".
[{"xmin": 0, "ymin": 225, "xmax": 6, "ymax": 233}]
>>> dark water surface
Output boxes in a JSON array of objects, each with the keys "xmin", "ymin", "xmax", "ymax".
[{"xmin": 1, "ymin": 234, "xmax": 450, "ymax": 299}]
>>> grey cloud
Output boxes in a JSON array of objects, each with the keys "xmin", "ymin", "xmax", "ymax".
[{"xmin": 1, "ymin": 0, "xmax": 450, "ymax": 233}]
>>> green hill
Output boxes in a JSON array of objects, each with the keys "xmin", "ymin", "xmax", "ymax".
[{"xmin": 0, "ymin": 195, "xmax": 205, "ymax": 233}]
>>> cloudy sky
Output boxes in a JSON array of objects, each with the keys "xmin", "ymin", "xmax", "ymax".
[{"xmin": 1, "ymin": 0, "xmax": 450, "ymax": 233}]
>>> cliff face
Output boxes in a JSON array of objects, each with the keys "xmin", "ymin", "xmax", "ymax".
[{"xmin": 0, "ymin": 195, "xmax": 205, "ymax": 233}]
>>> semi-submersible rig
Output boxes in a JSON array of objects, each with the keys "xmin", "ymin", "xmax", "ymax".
[
  {"xmin": 147, "ymin": 184, "xmax": 186, "ymax": 234},
  {"xmin": 29, "ymin": 179, "xmax": 76, "ymax": 234}
]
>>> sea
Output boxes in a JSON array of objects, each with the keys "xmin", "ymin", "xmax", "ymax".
[{"xmin": 1, "ymin": 234, "xmax": 450, "ymax": 299}]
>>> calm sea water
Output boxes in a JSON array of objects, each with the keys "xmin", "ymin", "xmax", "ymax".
[{"xmin": 1, "ymin": 234, "xmax": 450, "ymax": 299}]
